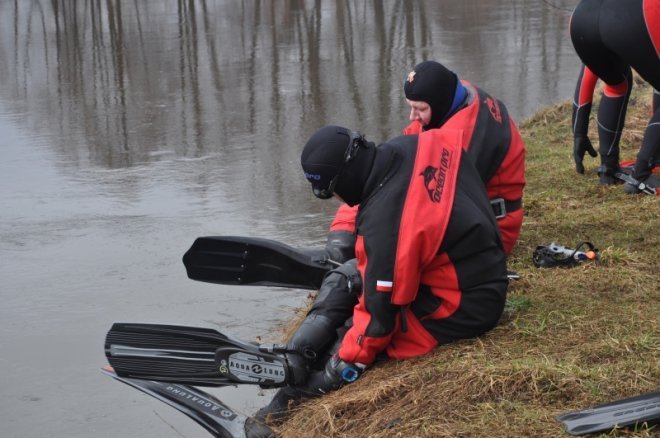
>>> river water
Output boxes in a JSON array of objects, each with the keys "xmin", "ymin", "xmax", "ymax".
[{"xmin": 0, "ymin": 1, "xmax": 581, "ymax": 437}]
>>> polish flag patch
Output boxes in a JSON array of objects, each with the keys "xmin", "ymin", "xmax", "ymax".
[{"xmin": 376, "ymin": 280, "xmax": 393, "ymax": 292}]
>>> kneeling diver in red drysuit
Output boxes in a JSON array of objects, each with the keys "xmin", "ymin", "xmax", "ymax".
[{"xmin": 327, "ymin": 61, "xmax": 526, "ymax": 262}]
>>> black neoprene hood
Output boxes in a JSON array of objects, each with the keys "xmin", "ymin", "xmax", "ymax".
[
  {"xmin": 404, "ymin": 60, "xmax": 459, "ymax": 129},
  {"xmin": 301, "ymin": 125, "xmax": 352, "ymax": 197}
]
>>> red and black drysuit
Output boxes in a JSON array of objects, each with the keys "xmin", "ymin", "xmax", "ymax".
[
  {"xmin": 329, "ymin": 129, "xmax": 508, "ymax": 366},
  {"xmin": 331, "ymin": 81, "xmax": 525, "ymax": 256},
  {"xmin": 570, "ymin": 0, "xmax": 660, "ymax": 181}
]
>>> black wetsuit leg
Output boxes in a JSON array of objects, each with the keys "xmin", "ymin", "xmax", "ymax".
[
  {"xmin": 286, "ymin": 261, "xmax": 358, "ymax": 365},
  {"xmin": 596, "ymin": 70, "xmax": 633, "ymax": 174},
  {"xmin": 634, "ymin": 105, "xmax": 660, "ymax": 180},
  {"xmin": 572, "ymin": 65, "xmax": 594, "ymax": 139}
]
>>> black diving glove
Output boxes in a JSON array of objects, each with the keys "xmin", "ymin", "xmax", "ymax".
[
  {"xmin": 324, "ymin": 230, "xmax": 356, "ymax": 264},
  {"xmin": 328, "ymin": 258, "xmax": 362, "ymax": 296},
  {"xmin": 301, "ymin": 230, "xmax": 356, "ymax": 266},
  {"xmin": 573, "ymin": 135, "xmax": 598, "ymax": 174},
  {"xmin": 298, "ymin": 354, "xmax": 366, "ymax": 395}
]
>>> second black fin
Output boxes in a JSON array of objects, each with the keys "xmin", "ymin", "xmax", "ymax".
[
  {"xmin": 101, "ymin": 366, "xmax": 254, "ymax": 437},
  {"xmin": 557, "ymin": 390, "xmax": 660, "ymax": 436}
]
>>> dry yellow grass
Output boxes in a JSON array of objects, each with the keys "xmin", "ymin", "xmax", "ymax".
[{"xmin": 272, "ymin": 78, "xmax": 659, "ymax": 437}]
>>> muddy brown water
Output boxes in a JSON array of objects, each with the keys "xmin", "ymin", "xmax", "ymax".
[{"xmin": 0, "ymin": 1, "xmax": 580, "ymax": 437}]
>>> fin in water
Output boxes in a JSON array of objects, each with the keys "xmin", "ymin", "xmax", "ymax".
[
  {"xmin": 182, "ymin": 236, "xmax": 335, "ymax": 290},
  {"xmin": 557, "ymin": 391, "xmax": 660, "ymax": 436},
  {"xmin": 101, "ymin": 366, "xmax": 259, "ymax": 438},
  {"xmin": 105, "ymin": 323, "xmax": 296, "ymax": 387}
]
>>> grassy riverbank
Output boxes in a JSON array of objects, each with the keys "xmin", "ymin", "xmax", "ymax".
[{"xmin": 274, "ymin": 77, "xmax": 659, "ymax": 437}]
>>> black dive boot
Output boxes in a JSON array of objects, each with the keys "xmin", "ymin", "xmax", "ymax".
[
  {"xmin": 624, "ymin": 114, "xmax": 659, "ymax": 194},
  {"xmin": 597, "ymin": 165, "xmax": 622, "ymax": 185},
  {"xmin": 244, "ymin": 417, "xmax": 275, "ymax": 438},
  {"xmin": 253, "ymin": 335, "xmax": 348, "ymax": 425},
  {"xmin": 253, "ymin": 386, "xmax": 307, "ymax": 424},
  {"xmin": 253, "ymin": 314, "xmax": 338, "ymax": 423}
]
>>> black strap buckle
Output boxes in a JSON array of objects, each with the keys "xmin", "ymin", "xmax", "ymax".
[{"xmin": 490, "ymin": 198, "xmax": 506, "ymax": 219}]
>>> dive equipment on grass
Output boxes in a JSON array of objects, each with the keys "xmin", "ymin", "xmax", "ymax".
[
  {"xmin": 532, "ymin": 241, "xmax": 598, "ymax": 268},
  {"xmin": 557, "ymin": 390, "xmax": 660, "ymax": 436},
  {"xmin": 101, "ymin": 366, "xmax": 251, "ymax": 438},
  {"xmin": 105, "ymin": 322, "xmax": 307, "ymax": 388}
]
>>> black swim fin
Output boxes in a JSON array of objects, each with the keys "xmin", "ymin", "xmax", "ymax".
[
  {"xmin": 101, "ymin": 366, "xmax": 258, "ymax": 438},
  {"xmin": 182, "ymin": 236, "xmax": 335, "ymax": 290},
  {"xmin": 105, "ymin": 322, "xmax": 300, "ymax": 388},
  {"xmin": 557, "ymin": 390, "xmax": 660, "ymax": 435}
]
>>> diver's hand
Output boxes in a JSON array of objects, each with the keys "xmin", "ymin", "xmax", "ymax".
[
  {"xmin": 573, "ymin": 135, "xmax": 597, "ymax": 174},
  {"xmin": 298, "ymin": 354, "xmax": 366, "ymax": 395}
]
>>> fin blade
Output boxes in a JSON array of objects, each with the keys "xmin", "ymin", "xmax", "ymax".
[
  {"xmin": 557, "ymin": 391, "xmax": 660, "ymax": 435},
  {"xmin": 101, "ymin": 366, "xmax": 246, "ymax": 438},
  {"xmin": 183, "ymin": 236, "xmax": 331, "ymax": 289},
  {"xmin": 105, "ymin": 322, "xmax": 292, "ymax": 388},
  {"xmin": 105, "ymin": 323, "xmax": 241, "ymax": 387}
]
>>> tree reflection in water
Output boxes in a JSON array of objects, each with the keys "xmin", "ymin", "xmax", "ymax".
[{"xmin": 2, "ymin": 0, "xmax": 578, "ymax": 170}]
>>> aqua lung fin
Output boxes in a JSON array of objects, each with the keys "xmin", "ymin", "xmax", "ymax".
[
  {"xmin": 105, "ymin": 323, "xmax": 302, "ymax": 387},
  {"xmin": 182, "ymin": 236, "xmax": 336, "ymax": 290},
  {"xmin": 101, "ymin": 366, "xmax": 254, "ymax": 437},
  {"xmin": 557, "ymin": 390, "xmax": 660, "ymax": 435},
  {"xmin": 214, "ymin": 345, "xmax": 300, "ymax": 386}
]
